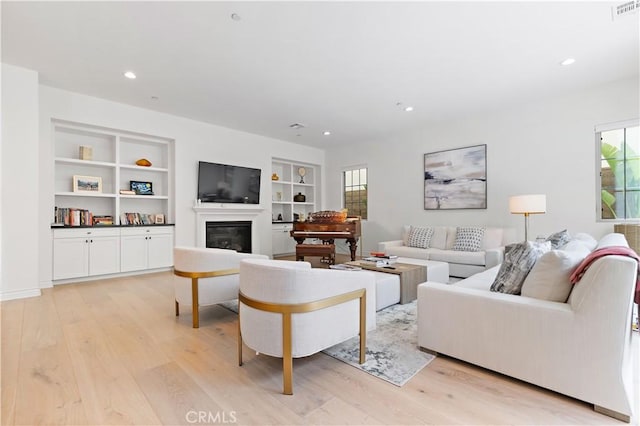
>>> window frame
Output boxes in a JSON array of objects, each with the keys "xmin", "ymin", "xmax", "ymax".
[
  {"xmin": 595, "ymin": 119, "xmax": 640, "ymax": 222},
  {"xmin": 342, "ymin": 165, "xmax": 368, "ymax": 220}
]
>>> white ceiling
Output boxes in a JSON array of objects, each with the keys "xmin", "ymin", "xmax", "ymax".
[{"xmin": 2, "ymin": 1, "xmax": 638, "ymax": 147}]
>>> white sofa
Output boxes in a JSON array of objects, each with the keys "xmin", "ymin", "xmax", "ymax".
[
  {"xmin": 417, "ymin": 233, "xmax": 637, "ymax": 421},
  {"xmin": 378, "ymin": 225, "xmax": 516, "ymax": 277}
]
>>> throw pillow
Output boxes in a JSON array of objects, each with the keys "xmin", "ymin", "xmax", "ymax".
[
  {"xmin": 521, "ymin": 247, "xmax": 589, "ymax": 302},
  {"xmin": 490, "ymin": 240, "xmax": 551, "ymax": 294},
  {"xmin": 546, "ymin": 229, "xmax": 571, "ymax": 249},
  {"xmin": 407, "ymin": 226, "xmax": 434, "ymax": 249},
  {"xmin": 452, "ymin": 227, "xmax": 485, "ymax": 252}
]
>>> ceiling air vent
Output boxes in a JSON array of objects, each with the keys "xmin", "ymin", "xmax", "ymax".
[
  {"xmin": 289, "ymin": 123, "xmax": 305, "ymax": 130},
  {"xmin": 612, "ymin": 0, "xmax": 639, "ymax": 20}
]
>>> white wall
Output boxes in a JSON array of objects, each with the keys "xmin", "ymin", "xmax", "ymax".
[
  {"xmin": 325, "ymin": 77, "xmax": 640, "ymax": 253},
  {"xmin": 1, "ymin": 64, "xmax": 41, "ymax": 300}
]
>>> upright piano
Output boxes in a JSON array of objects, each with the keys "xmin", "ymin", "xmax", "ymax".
[{"xmin": 290, "ymin": 217, "xmax": 361, "ymax": 261}]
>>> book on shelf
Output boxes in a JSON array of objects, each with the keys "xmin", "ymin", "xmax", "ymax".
[
  {"xmin": 53, "ymin": 206, "xmax": 93, "ymax": 226},
  {"xmin": 119, "ymin": 189, "xmax": 136, "ymax": 195},
  {"xmin": 92, "ymin": 215, "xmax": 113, "ymax": 226}
]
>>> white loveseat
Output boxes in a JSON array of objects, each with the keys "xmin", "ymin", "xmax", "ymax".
[
  {"xmin": 378, "ymin": 225, "xmax": 516, "ymax": 278},
  {"xmin": 417, "ymin": 233, "xmax": 637, "ymax": 421}
]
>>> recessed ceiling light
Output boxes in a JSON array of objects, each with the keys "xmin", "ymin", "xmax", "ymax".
[
  {"xmin": 231, "ymin": 13, "xmax": 241, "ymax": 21},
  {"xmin": 404, "ymin": 106, "xmax": 414, "ymax": 112},
  {"xmin": 560, "ymin": 58, "xmax": 576, "ymax": 66},
  {"xmin": 124, "ymin": 71, "xmax": 137, "ymax": 79},
  {"xmin": 323, "ymin": 131, "xmax": 331, "ymax": 136}
]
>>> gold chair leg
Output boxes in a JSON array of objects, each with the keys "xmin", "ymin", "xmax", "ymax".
[
  {"xmin": 191, "ymin": 278, "xmax": 199, "ymax": 328},
  {"xmin": 238, "ymin": 304, "xmax": 243, "ymax": 366},
  {"xmin": 282, "ymin": 313, "xmax": 293, "ymax": 395},
  {"xmin": 359, "ymin": 292, "xmax": 366, "ymax": 364},
  {"xmin": 175, "ymin": 300, "xmax": 179, "ymax": 316}
]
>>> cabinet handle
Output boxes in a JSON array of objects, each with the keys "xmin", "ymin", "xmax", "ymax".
[
  {"xmin": 85, "ymin": 239, "xmax": 89, "ymax": 243},
  {"xmin": 90, "ymin": 239, "xmax": 93, "ymax": 243}
]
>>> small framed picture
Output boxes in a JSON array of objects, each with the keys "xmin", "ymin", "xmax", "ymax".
[
  {"xmin": 154, "ymin": 214, "xmax": 165, "ymax": 224},
  {"xmin": 73, "ymin": 175, "xmax": 102, "ymax": 193},
  {"xmin": 130, "ymin": 181, "xmax": 153, "ymax": 195}
]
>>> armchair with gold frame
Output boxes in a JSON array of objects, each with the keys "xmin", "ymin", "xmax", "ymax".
[{"xmin": 237, "ymin": 258, "xmax": 377, "ymax": 394}]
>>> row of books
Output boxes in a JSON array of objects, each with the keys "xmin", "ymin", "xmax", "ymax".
[
  {"xmin": 53, "ymin": 207, "xmax": 113, "ymax": 226},
  {"xmin": 120, "ymin": 212, "xmax": 156, "ymax": 225}
]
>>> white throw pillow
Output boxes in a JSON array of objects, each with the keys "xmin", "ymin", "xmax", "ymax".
[
  {"xmin": 401, "ymin": 225, "xmax": 411, "ymax": 246},
  {"xmin": 521, "ymin": 247, "xmax": 589, "ymax": 302},
  {"xmin": 570, "ymin": 233, "xmax": 597, "ymax": 251},
  {"xmin": 407, "ymin": 226, "xmax": 434, "ymax": 248}
]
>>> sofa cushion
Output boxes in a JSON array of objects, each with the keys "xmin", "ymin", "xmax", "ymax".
[
  {"xmin": 596, "ymin": 232, "xmax": 629, "ymax": 250},
  {"xmin": 401, "ymin": 225, "xmax": 411, "ymax": 246},
  {"xmin": 407, "ymin": 226, "xmax": 434, "ymax": 248},
  {"xmin": 482, "ymin": 228, "xmax": 504, "ymax": 250},
  {"xmin": 428, "ymin": 248, "xmax": 487, "ymax": 266},
  {"xmin": 453, "ymin": 265, "xmax": 500, "ymax": 291},
  {"xmin": 546, "ymin": 229, "xmax": 571, "ymax": 249},
  {"xmin": 385, "ymin": 245, "xmax": 430, "ymax": 259},
  {"xmin": 521, "ymin": 246, "xmax": 590, "ymax": 302},
  {"xmin": 453, "ymin": 227, "xmax": 485, "ymax": 252},
  {"xmin": 490, "ymin": 240, "xmax": 551, "ymax": 294},
  {"xmin": 430, "ymin": 227, "xmax": 449, "ymax": 250}
]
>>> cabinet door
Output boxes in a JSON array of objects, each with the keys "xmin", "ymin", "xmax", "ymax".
[
  {"xmin": 88, "ymin": 236, "xmax": 120, "ymax": 276},
  {"xmin": 147, "ymin": 233, "xmax": 174, "ymax": 269},
  {"xmin": 120, "ymin": 235, "xmax": 148, "ymax": 272},
  {"xmin": 53, "ymin": 238, "xmax": 89, "ymax": 280},
  {"xmin": 283, "ymin": 225, "xmax": 296, "ymax": 254}
]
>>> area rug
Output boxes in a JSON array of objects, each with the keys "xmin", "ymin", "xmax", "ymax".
[
  {"xmin": 322, "ymin": 300, "xmax": 435, "ymax": 386},
  {"xmin": 220, "ymin": 299, "xmax": 435, "ymax": 387}
]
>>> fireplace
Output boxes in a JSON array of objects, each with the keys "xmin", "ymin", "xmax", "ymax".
[{"xmin": 206, "ymin": 221, "xmax": 252, "ymax": 253}]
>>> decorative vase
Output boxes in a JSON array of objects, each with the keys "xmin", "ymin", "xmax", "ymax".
[
  {"xmin": 271, "ymin": 173, "xmax": 279, "ymax": 181},
  {"xmin": 293, "ymin": 192, "xmax": 306, "ymax": 202}
]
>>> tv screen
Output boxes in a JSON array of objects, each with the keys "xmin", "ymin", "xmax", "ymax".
[{"xmin": 197, "ymin": 161, "xmax": 261, "ymax": 204}]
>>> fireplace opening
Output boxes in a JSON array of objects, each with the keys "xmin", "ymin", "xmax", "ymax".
[{"xmin": 206, "ymin": 221, "xmax": 252, "ymax": 253}]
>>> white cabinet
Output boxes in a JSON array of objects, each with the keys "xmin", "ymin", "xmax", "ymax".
[
  {"xmin": 53, "ymin": 228, "xmax": 120, "ymax": 280},
  {"xmin": 272, "ymin": 223, "xmax": 296, "ymax": 256},
  {"xmin": 120, "ymin": 226, "xmax": 174, "ymax": 272},
  {"xmin": 271, "ymin": 159, "xmax": 318, "ymax": 223}
]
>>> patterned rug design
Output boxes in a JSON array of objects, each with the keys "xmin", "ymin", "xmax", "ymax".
[
  {"xmin": 322, "ymin": 300, "xmax": 435, "ymax": 386},
  {"xmin": 220, "ymin": 299, "xmax": 435, "ymax": 387}
]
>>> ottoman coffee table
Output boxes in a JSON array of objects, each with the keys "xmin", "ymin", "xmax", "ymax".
[{"xmin": 345, "ymin": 259, "xmax": 449, "ymax": 304}]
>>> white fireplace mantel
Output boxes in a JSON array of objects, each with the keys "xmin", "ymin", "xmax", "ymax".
[{"xmin": 194, "ymin": 204, "xmax": 265, "ymax": 249}]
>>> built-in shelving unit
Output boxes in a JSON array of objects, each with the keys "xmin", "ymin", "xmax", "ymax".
[
  {"xmin": 271, "ymin": 158, "xmax": 319, "ymax": 255},
  {"xmin": 51, "ymin": 119, "xmax": 175, "ymax": 282},
  {"xmin": 52, "ymin": 119, "xmax": 174, "ymax": 225},
  {"xmin": 271, "ymin": 158, "xmax": 317, "ymax": 223}
]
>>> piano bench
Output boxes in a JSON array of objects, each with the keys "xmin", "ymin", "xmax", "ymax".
[{"xmin": 295, "ymin": 244, "xmax": 336, "ymax": 265}]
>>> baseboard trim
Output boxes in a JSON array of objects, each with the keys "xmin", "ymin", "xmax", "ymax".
[
  {"xmin": 0, "ymin": 288, "xmax": 42, "ymax": 301},
  {"xmin": 594, "ymin": 405, "xmax": 630, "ymax": 423}
]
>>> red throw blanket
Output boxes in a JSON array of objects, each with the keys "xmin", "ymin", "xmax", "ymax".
[{"xmin": 570, "ymin": 246, "xmax": 640, "ymax": 305}]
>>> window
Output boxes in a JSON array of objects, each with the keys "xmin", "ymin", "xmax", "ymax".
[
  {"xmin": 343, "ymin": 167, "xmax": 367, "ymax": 219},
  {"xmin": 597, "ymin": 120, "xmax": 639, "ymax": 221}
]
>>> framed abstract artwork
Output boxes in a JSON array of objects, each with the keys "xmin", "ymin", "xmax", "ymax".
[{"xmin": 424, "ymin": 144, "xmax": 487, "ymax": 210}]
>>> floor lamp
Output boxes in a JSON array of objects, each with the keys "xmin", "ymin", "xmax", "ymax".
[{"xmin": 509, "ymin": 194, "xmax": 546, "ymax": 241}]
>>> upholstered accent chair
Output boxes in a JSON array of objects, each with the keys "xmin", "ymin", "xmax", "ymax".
[
  {"xmin": 173, "ymin": 247, "xmax": 268, "ymax": 328},
  {"xmin": 237, "ymin": 258, "xmax": 377, "ymax": 394}
]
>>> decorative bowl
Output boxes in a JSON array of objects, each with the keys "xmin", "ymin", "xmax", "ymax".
[{"xmin": 310, "ymin": 210, "xmax": 347, "ymax": 223}]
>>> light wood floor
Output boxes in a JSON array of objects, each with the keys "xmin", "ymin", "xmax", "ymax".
[{"xmin": 2, "ymin": 269, "xmax": 638, "ymax": 425}]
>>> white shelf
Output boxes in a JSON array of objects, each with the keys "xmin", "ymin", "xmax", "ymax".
[
  {"xmin": 55, "ymin": 158, "xmax": 116, "ymax": 168},
  {"xmin": 119, "ymin": 164, "xmax": 169, "ymax": 173},
  {"xmin": 55, "ymin": 191, "xmax": 117, "ymax": 198}
]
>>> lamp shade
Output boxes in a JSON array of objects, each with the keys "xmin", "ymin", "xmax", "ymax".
[{"xmin": 509, "ymin": 194, "xmax": 546, "ymax": 214}]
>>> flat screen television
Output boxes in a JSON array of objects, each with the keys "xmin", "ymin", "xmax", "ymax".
[{"xmin": 197, "ymin": 161, "xmax": 261, "ymax": 204}]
